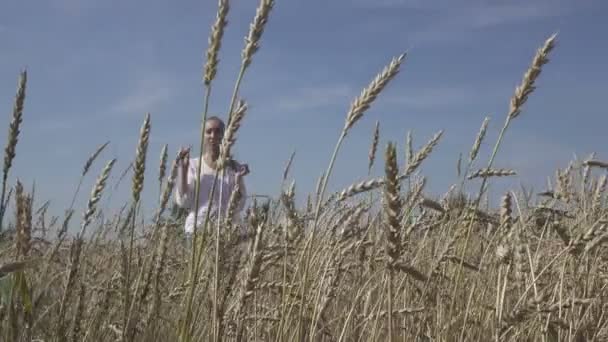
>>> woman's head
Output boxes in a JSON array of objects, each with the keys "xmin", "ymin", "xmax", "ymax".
[{"xmin": 204, "ymin": 116, "xmax": 225, "ymax": 155}]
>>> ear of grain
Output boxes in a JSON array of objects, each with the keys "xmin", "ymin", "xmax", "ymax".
[
  {"xmin": 475, "ymin": 34, "xmax": 558, "ymax": 204},
  {"xmin": 234, "ymin": 216, "xmax": 266, "ymax": 336},
  {"xmin": 382, "ymin": 142, "xmax": 401, "ymax": 341},
  {"xmin": 469, "ymin": 116, "xmax": 490, "ymax": 163},
  {"xmin": 467, "ymin": 168, "xmax": 517, "ymax": 180},
  {"xmin": 80, "ymin": 159, "xmax": 116, "ymax": 238},
  {"xmin": 131, "ymin": 113, "xmax": 151, "ymax": 205},
  {"xmin": 204, "ymin": 0, "xmax": 230, "ymax": 85},
  {"xmin": 500, "ymin": 192, "xmax": 513, "ymax": 229},
  {"xmin": 320, "ymin": 101, "xmax": 416, "ymax": 226},
  {"xmin": 404, "ymin": 130, "xmax": 443, "ymax": 177},
  {"xmin": 593, "ymin": 175, "xmax": 607, "ymax": 211},
  {"xmin": 242, "ymin": 0, "xmax": 275, "ymax": 68},
  {"xmin": 368, "ymin": 121, "xmax": 380, "ymax": 175},
  {"xmin": 0, "ymin": 70, "xmax": 27, "ymax": 232},
  {"xmin": 584, "ymin": 160, "xmax": 608, "ymax": 169},
  {"xmin": 383, "ymin": 142, "xmax": 402, "ymax": 266},
  {"xmin": 282, "ymin": 150, "xmax": 296, "ymax": 182},
  {"xmin": 219, "ymin": 100, "xmax": 248, "ymax": 169},
  {"xmin": 224, "ymin": 181, "xmax": 242, "ymax": 227},
  {"xmin": 158, "ymin": 144, "xmax": 168, "ymax": 187},
  {"xmin": 344, "ymin": 54, "xmax": 405, "ymax": 134},
  {"xmin": 155, "ymin": 151, "xmax": 180, "ymax": 223},
  {"xmin": 405, "ymin": 130, "xmax": 413, "ymax": 166},
  {"xmin": 508, "ymin": 34, "xmax": 557, "ymax": 120},
  {"xmin": 14, "ymin": 180, "xmax": 31, "ymax": 260},
  {"xmin": 2, "ymin": 69, "xmax": 27, "ymax": 183},
  {"xmin": 337, "ymin": 178, "xmax": 384, "ymax": 202},
  {"xmin": 82, "ymin": 141, "xmax": 110, "ymax": 177}
]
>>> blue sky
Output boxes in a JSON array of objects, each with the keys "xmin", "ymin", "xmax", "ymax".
[{"xmin": 1, "ymin": 0, "xmax": 607, "ymax": 226}]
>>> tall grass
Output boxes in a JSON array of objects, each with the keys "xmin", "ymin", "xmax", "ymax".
[{"xmin": 1, "ymin": 3, "xmax": 608, "ymax": 342}]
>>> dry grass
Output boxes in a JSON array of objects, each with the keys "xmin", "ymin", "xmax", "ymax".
[{"xmin": 1, "ymin": 3, "xmax": 607, "ymax": 342}]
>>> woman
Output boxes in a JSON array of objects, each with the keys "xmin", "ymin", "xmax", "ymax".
[{"xmin": 174, "ymin": 116, "xmax": 249, "ymax": 240}]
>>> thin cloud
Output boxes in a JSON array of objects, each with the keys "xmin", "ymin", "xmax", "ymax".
[
  {"xmin": 274, "ymin": 84, "xmax": 354, "ymax": 112},
  {"xmin": 352, "ymin": 0, "xmax": 576, "ymax": 45},
  {"xmin": 49, "ymin": 0, "xmax": 108, "ymax": 16},
  {"xmin": 109, "ymin": 71, "xmax": 177, "ymax": 116},
  {"xmin": 382, "ymin": 86, "xmax": 478, "ymax": 109}
]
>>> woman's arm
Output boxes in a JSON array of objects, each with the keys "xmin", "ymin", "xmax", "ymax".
[
  {"xmin": 174, "ymin": 157, "xmax": 195, "ymax": 209},
  {"xmin": 235, "ymin": 174, "xmax": 248, "ymax": 213}
]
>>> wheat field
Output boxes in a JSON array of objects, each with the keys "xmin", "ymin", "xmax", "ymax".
[{"xmin": 1, "ymin": 1, "xmax": 607, "ymax": 341}]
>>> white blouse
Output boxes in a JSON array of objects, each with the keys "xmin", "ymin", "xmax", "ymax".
[{"xmin": 174, "ymin": 157, "xmax": 247, "ymax": 234}]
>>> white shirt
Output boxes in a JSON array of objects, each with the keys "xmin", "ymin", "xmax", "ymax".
[{"xmin": 174, "ymin": 157, "xmax": 247, "ymax": 234}]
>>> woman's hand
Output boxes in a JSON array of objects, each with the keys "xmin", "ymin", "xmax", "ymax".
[
  {"xmin": 237, "ymin": 163, "xmax": 250, "ymax": 177},
  {"xmin": 178, "ymin": 146, "xmax": 190, "ymax": 164},
  {"xmin": 233, "ymin": 161, "xmax": 250, "ymax": 181},
  {"xmin": 178, "ymin": 146, "xmax": 191, "ymax": 192}
]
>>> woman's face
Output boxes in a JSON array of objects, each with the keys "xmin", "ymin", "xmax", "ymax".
[{"xmin": 205, "ymin": 119, "xmax": 224, "ymax": 149}]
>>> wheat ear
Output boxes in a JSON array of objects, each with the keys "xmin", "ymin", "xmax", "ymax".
[
  {"xmin": 476, "ymin": 34, "xmax": 557, "ymax": 203},
  {"xmin": 0, "ymin": 69, "xmax": 27, "ymax": 232},
  {"xmin": 158, "ymin": 144, "xmax": 168, "ymax": 192},
  {"xmin": 204, "ymin": 0, "xmax": 229, "ymax": 85},
  {"xmin": 470, "ymin": 116, "xmax": 490, "ymax": 163},
  {"xmin": 14, "ymin": 180, "xmax": 31, "ymax": 259},
  {"xmin": 368, "ymin": 121, "xmax": 380, "ymax": 175},
  {"xmin": 132, "ymin": 113, "xmax": 151, "ymax": 205},
  {"xmin": 467, "ymin": 168, "xmax": 517, "ymax": 180},
  {"xmin": 68, "ymin": 141, "xmax": 110, "ymax": 213},
  {"xmin": 80, "ymin": 159, "xmax": 116, "ymax": 238},
  {"xmin": 315, "ymin": 53, "xmax": 406, "ymax": 226},
  {"xmin": 508, "ymin": 34, "xmax": 558, "ymax": 120},
  {"xmin": 382, "ymin": 142, "xmax": 401, "ymax": 342},
  {"xmin": 219, "ymin": 100, "xmax": 248, "ymax": 170},
  {"xmin": 584, "ymin": 160, "xmax": 608, "ymax": 169},
  {"xmin": 122, "ymin": 114, "xmax": 151, "ymax": 340},
  {"xmin": 404, "ymin": 130, "xmax": 443, "ymax": 177},
  {"xmin": 242, "ymin": 0, "xmax": 275, "ymax": 69}
]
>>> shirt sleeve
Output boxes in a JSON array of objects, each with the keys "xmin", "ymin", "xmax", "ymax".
[{"xmin": 174, "ymin": 158, "xmax": 196, "ymax": 209}]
